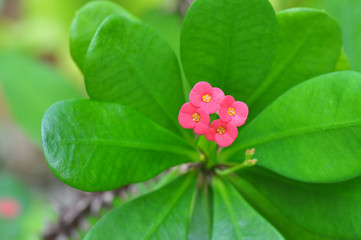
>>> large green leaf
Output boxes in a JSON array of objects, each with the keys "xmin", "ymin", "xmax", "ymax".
[
  {"xmin": 0, "ymin": 52, "xmax": 82, "ymax": 144},
  {"xmin": 188, "ymin": 182, "xmax": 211, "ymax": 240},
  {"xmin": 212, "ymin": 177, "xmax": 284, "ymax": 240},
  {"xmin": 246, "ymin": 8, "xmax": 341, "ymax": 119},
  {"xmin": 228, "ymin": 172, "xmax": 331, "ymax": 240},
  {"xmin": 69, "ymin": 1, "xmax": 135, "ymax": 70},
  {"xmin": 85, "ymin": 173, "xmax": 197, "ymax": 240},
  {"xmin": 320, "ymin": 0, "xmax": 361, "ymax": 72},
  {"xmin": 232, "ymin": 167, "xmax": 361, "ymax": 239},
  {"xmin": 42, "ymin": 99, "xmax": 199, "ymax": 191},
  {"xmin": 180, "ymin": 0, "xmax": 278, "ymax": 100},
  {"xmin": 221, "ymin": 71, "xmax": 361, "ymax": 183},
  {"xmin": 84, "ymin": 14, "xmax": 186, "ymax": 138}
]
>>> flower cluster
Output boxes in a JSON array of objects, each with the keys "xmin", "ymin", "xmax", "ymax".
[{"xmin": 178, "ymin": 82, "xmax": 248, "ymax": 147}]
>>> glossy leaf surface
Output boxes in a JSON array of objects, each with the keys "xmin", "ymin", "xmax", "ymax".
[
  {"xmin": 70, "ymin": 1, "xmax": 134, "ymax": 70},
  {"xmin": 84, "ymin": 14, "xmax": 185, "ymax": 137},
  {"xmin": 0, "ymin": 52, "xmax": 82, "ymax": 143},
  {"xmin": 228, "ymin": 172, "xmax": 332, "ymax": 240},
  {"xmin": 235, "ymin": 167, "xmax": 361, "ymax": 239},
  {"xmin": 42, "ymin": 99, "xmax": 199, "ymax": 191},
  {"xmin": 188, "ymin": 183, "xmax": 211, "ymax": 240},
  {"xmin": 212, "ymin": 177, "xmax": 284, "ymax": 240},
  {"xmin": 222, "ymin": 71, "xmax": 361, "ymax": 183},
  {"xmin": 180, "ymin": 0, "xmax": 278, "ymax": 100},
  {"xmin": 85, "ymin": 174, "xmax": 197, "ymax": 240},
  {"xmin": 247, "ymin": 8, "xmax": 342, "ymax": 118}
]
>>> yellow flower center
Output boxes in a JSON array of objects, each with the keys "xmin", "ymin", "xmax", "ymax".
[
  {"xmin": 202, "ymin": 94, "xmax": 211, "ymax": 103},
  {"xmin": 192, "ymin": 113, "xmax": 200, "ymax": 122},
  {"xmin": 227, "ymin": 107, "xmax": 235, "ymax": 116},
  {"xmin": 217, "ymin": 126, "xmax": 225, "ymax": 134}
]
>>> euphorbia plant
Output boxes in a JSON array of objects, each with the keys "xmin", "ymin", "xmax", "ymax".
[{"xmin": 41, "ymin": 0, "xmax": 361, "ymax": 239}]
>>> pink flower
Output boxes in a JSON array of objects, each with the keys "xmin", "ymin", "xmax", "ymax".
[
  {"xmin": 205, "ymin": 119, "xmax": 238, "ymax": 147},
  {"xmin": 189, "ymin": 82, "xmax": 225, "ymax": 114},
  {"xmin": 178, "ymin": 102, "xmax": 210, "ymax": 135},
  {"xmin": 219, "ymin": 95, "xmax": 248, "ymax": 127},
  {"xmin": 0, "ymin": 198, "xmax": 21, "ymax": 219}
]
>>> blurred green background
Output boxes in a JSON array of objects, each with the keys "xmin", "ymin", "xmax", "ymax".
[{"xmin": 0, "ymin": 0, "xmax": 359, "ymax": 239}]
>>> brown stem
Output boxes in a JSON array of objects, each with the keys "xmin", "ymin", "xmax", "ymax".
[{"xmin": 43, "ymin": 186, "xmax": 131, "ymax": 240}]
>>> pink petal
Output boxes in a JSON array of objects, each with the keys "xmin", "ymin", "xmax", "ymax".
[
  {"xmin": 215, "ymin": 134, "xmax": 235, "ymax": 147},
  {"xmin": 218, "ymin": 107, "xmax": 232, "ymax": 122},
  {"xmin": 211, "ymin": 88, "xmax": 225, "ymax": 104},
  {"xmin": 220, "ymin": 95, "xmax": 235, "ymax": 108},
  {"xmin": 205, "ymin": 127, "xmax": 217, "ymax": 141},
  {"xmin": 179, "ymin": 102, "xmax": 198, "ymax": 114},
  {"xmin": 231, "ymin": 101, "xmax": 249, "ymax": 127},
  {"xmin": 226, "ymin": 122, "xmax": 238, "ymax": 139},
  {"xmin": 200, "ymin": 100, "xmax": 219, "ymax": 114},
  {"xmin": 198, "ymin": 108, "xmax": 211, "ymax": 125},
  {"xmin": 219, "ymin": 95, "xmax": 236, "ymax": 122},
  {"xmin": 231, "ymin": 115, "xmax": 247, "ymax": 127},
  {"xmin": 210, "ymin": 119, "xmax": 225, "ymax": 128},
  {"xmin": 215, "ymin": 123, "xmax": 238, "ymax": 147},
  {"xmin": 178, "ymin": 103, "xmax": 197, "ymax": 129},
  {"xmin": 178, "ymin": 112, "xmax": 196, "ymax": 129},
  {"xmin": 205, "ymin": 119, "xmax": 227, "ymax": 141},
  {"xmin": 189, "ymin": 82, "xmax": 212, "ymax": 107},
  {"xmin": 194, "ymin": 122, "xmax": 209, "ymax": 135},
  {"xmin": 194, "ymin": 108, "xmax": 210, "ymax": 135},
  {"xmin": 205, "ymin": 119, "xmax": 223, "ymax": 141},
  {"xmin": 233, "ymin": 101, "xmax": 249, "ymax": 118}
]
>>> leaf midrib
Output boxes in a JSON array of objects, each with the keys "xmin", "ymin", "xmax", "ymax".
[
  {"xmin": 141, "ymin": 176, "xmax": 193, "ymax": 239},
  {"xmin": 224, "ymin": 119, "xmax": 361, "ymax": 159},
  {"xmin": 219, "ymin": 3, "xmax": 235, "ymax": 90},
  {"xmin": 246, "ymin": 17, "xmax": 322, "ymax": 106},
  {"xmin": 50, "ymin": 138, "xmax": 197, "ymax": 160}
]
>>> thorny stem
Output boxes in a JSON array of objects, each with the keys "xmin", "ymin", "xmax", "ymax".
[{"xmin": 43, "ymin": 186, "xmax": 131, "ymax": 240}]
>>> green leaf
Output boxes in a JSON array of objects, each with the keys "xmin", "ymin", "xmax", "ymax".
[
  {"xmin": 142, "ymin": 10, "xmax": 182, "ymax": 53},
  {"xmin": 188, "ymin": 182, "xmax": 211, "ymax": 240},
  {"xmin": 234, "ymin": 167, "xmax": 361, "ymax": 239},
  {"xmin": 212, "ymin": 177, "xmax": 284, "ymax": 240},
  {"xmin": 246, "ymin": 8, "xmax": 342, "ymax": 119},
  {"xmin": 70, "ymin": 1, "xmax": 135, "ymax": 70},
  {"xmin": 227, "ymin": 171, "xmax": 332, "ymax": 240},
  {"xmin": 84, "ymin": 173, "xmax": 197, "ymax": 240},
  {"xmin": 335, "ymin": 48, "xmax": 351, "ymax": 71},
  {"xmin": 0, "ymin": 52, "xmax": 82, "ymax": 144},
  {"xmin": 42, "ymin": 99, "xmax": 199, "ymax": 191},
  {"xmin": 320, "ymin": 0, "xmax": 361, "ymax": 72},
  {"xmin": 180, "ymin": 0, "xmax": 278, "ymax": 99},
  {"xmin": 222, "ymin": 71, "xmax": 361, "ymax": 183},
  {"xmin": 84, "ymin": 14, "xmax": 186, "ymax": 137}
]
